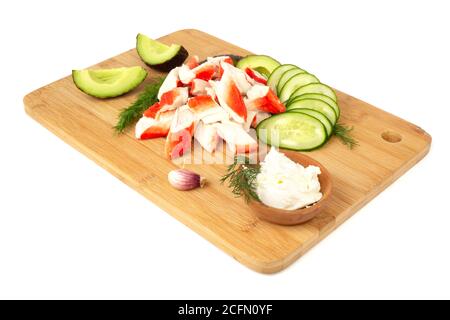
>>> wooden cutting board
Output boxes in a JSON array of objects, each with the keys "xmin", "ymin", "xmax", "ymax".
[{"xmin": 23, "ymin": 29, "xmax": 431, "ymax": 274}]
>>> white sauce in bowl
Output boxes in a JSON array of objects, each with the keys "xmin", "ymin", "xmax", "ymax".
[{"xmin": 256, "ymin": 147, "xmax": 322, "ymax": 210}]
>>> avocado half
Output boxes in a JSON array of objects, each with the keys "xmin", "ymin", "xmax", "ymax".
[
  {"xmin": 236, "ymin": 55, "xmax": 281, "ymax": 78},
  {"xmin": 136, "ymin": 33, "xmax": 188, "ymax": 72},
  {"xmin": 72, "ymin": 66, "xmax": 147, "ymax": 99}
]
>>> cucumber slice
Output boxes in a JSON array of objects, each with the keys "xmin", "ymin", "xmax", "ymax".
[
  {"xmin": 287, "ymin": 98, "xmax": 337, "ymax": 125},
  {"xmin": 267, "ymin": 64, "xmax": 297, "ymax": 93},
  {"xmin": 289, "ymin": 83, "xmax": 337, "ymax": 103},
  {"xmin": 277, "ymin": 68, "xmax": 307, "ymax": 95},
  {"xmin": 288, "ymin": 108, "xmax": 333, "ymax": 137},
  {"xmin": 256, "ymin": 112, "xmax": 327, "ymax": 151},
  {"xmin": 279, "ymin": 73, "xmax": 320, "ymax": 103},
  {"xmin": 72, "ymin": 66, "xmax": 147, "ymax": 98},
  {"xmin": 289, "ymin": 93, "xmax": 340, "ymax": 119},
  {"xmin": 236, "ymin": 55, "xmax": 281, "ymax": 78},
  {"xmin": 136, "ymin": 33, "xmax": 188, "ymax": 71}
]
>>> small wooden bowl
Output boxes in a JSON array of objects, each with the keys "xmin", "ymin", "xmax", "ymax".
[{"xmin": 249, "ymin": 150, "xmax": 332, "ymax": 226}]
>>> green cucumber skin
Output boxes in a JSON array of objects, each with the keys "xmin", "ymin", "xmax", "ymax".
[
  {"xmin": 267, "ymin": 64, "xmax": 298, "ymax": 92},
  {"xmin": 287, "ymin": 109, "xmax": 333, "ymax": 138},
  {"xmin": 288, "ymin": 83, "xmax": 338, "ymax": 104},
  {"xmin": 268, "ymin": 64, "xmax": 297, "ymax": 81},
  {"xmin": 279, "ymin": 73, "xmax": 320, "ymax": 103},
  {"xmin": 288, "ymin": 93, "xmax": 340, "ymax": 119},
  {"xmin": 71, "ymin": 68, "xmax": 147, "ymax": 99},
  {"xmin": 286, "ymin": 98, "xmax": 338, "ymax": 126},
  {"xmin": 277, "ymin": 68, "xmax": 307, "ymax": 96},
  {"xmin": 256, "ymin": 113, "xmax": 327, "ymax": 151}
]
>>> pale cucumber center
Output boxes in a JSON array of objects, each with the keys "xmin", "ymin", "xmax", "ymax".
[{"xmin": 273, "ymin": 122, "xmax": 317, "ymax": 141}]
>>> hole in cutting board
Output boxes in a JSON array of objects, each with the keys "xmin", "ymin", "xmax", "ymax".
[{"xmin": 381, "ymin": 131, "xmax": 402, "ymax": 143}]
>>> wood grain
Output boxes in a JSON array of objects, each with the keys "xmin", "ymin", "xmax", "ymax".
[{"xmin": 23, "ymin": 29, "xmax": 431, "ymax": 273}]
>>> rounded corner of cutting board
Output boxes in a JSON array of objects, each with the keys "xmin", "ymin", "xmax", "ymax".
[
  {"xmin": 237, "ymin": 245, "xmax": 308, "ymax": 274},
  {"xmin": 241, "ymin": 256, "xmax": 294, "ymax": 275},
  {"xmin": 423, "ymin": 130, "xmax": 433, "ymax": 147},
  {"xmin": 23, "ymin": 91, "xmax": 41, "ymax": 117},
  {"xmin": 166, "ymin": 28, "xmax": 210, "ymax": 39}
]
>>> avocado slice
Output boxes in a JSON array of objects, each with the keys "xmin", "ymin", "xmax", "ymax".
[
  {"xmin": 136, "ymin": 33, "xmax": 188, "ymax": 72},
  {"xmin": 236, "ymin": 55, "xmax": 281, "ymax": 78},
  {"xmin": 72, "ymin": 66, "xmax": 147, "ymax": 98}
]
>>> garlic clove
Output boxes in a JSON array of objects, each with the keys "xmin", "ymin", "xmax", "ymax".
[{"xmin": 168, "ymin": 169, "xmax": 206, "ymax": 191}]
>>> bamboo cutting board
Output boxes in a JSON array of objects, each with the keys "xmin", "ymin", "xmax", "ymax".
[{"xmin": 24, "ymin": 29, "xmax": 431, "ymax": 273}]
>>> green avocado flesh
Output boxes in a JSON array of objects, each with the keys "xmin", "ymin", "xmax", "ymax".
[
  {"xmin": 136, "ymin": 33, "xmax": 188, "ymax": 71},
  {"xmin": 236, "ymin": 55, "xmax": 281, "ymax": 78},
  {"xmin": 72, "ymin": 66, "xmax": 147, "ymax": 98}
]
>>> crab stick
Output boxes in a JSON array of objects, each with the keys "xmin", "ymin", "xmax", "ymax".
[
  {"xmin": 164, "ymin": 105, "xmax": 195, "ymax": 159},
  {"xmin": 214, "ymin": 68, "xmax": 247, "ymax": 123},
  {"xmin": 214, "ymin": 121, "xmax": 258, "ymax": 154},
  {"xmin": 245, "ymin": 84, "xmax": 285, "ymax": 114},
  {"xmin": 194, "ymin": 121, "xmax": 220, "ymax": 153}
]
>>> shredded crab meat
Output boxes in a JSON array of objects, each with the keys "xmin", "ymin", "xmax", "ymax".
[{"xmin": 136, "ymin": 56, "xmax": 285, "ymax": 158}]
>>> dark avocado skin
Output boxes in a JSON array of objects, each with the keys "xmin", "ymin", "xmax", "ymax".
[
  {"xmin": 228, "ymin": 54, "xmax": 243, "ymax": 65},
  {"xmin": 146, "ymin": 46, "xmax": 189, "ymax": 72}
]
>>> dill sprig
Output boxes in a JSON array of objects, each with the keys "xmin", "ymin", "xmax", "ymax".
[
  {"xmin": 114, "ymin": 76, "xmax": 165, "ymax": 133},
  {"xmin": 220, "ymin": 156, "xmax": 261, "ymax": 203},
  {"xmin": 334, "ymin": 122, "xmax": 359, "ymax": 149}
]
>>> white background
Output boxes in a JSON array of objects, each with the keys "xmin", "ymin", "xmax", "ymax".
[{"xmin": 0, "ymin": 0, "xmax": 449, "ymax": 299}]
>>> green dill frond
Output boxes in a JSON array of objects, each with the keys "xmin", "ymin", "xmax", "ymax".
[
  {"xmin": 114, "ymin": 76, "xmax": 165, "ymax": 134},
  {"xmin": 220, "ymin": 156, "xmax": 261, "ymax": 203},
  {"xmin": 334, "ymin": 122, "xmax": 359, "ymax": 149}
]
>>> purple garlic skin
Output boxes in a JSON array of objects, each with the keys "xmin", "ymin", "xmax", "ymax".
[{"xmin": 168, "ymin": 169, "xmax": 206, "ymax": 191}]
